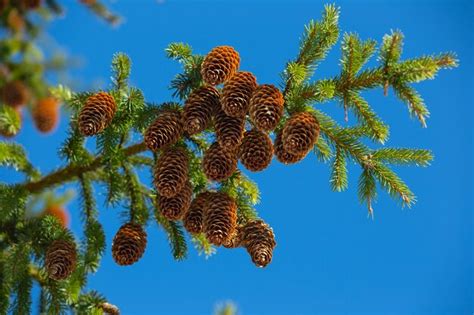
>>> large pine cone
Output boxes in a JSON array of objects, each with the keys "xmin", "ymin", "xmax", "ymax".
[
  {"xmin": 158, "ymin": 181, "xmax": 193, "ymax": 221},
  {"xmin": 239, "ymin": 129, "xmax": 273, "ymax": 172},
  {"xmin": 1, "ymin": 80, "xmax": 29, "ymax": 108},
  {"xmin": 202, "ymin": 142, "xmax": 237, "ymax": 182},
  {"xmin": 282, "ymin": 112, "xmax": 320, "ymax": 155},
  {"xmin": 274, "ymin": 130, "xmax": 306, "ymax": 164},
  {"xmin": 183, "ymin": 191, "xmax": 212, "ymax": 234},
  {"xmin": 204, "ymin": 192, "xmax": 237, "ymax": 246},
  {"xmin": 249, "ymin": 84, "xmax": 284, "ymax": 131},
  {"xmin": 221, "ymin": 71, "xmax": 257, "ymax": 118},
  {"xmin": 183, "ymin": 86, "xmax": 220, "ymax": 135},
  {"xmin": 144, "ymin": 109, "xmax": 183, "ymax": 151},
  {"xmin": 112, "ymin": 223, "xmax": 147, "ymax": 266},
  {"xmin": 201, "ymin": 46, "xmax": 240, "ymax": 86},
  {"xmin": 153, "ymin": 147, "xmax": 189, "ymax": 198},
  {"xmin": 32, "ymin": 97, "xmax": 60, "ymax": 133},
  {"xmin": 45, "ymin": 240, "xmax": 77, "ymax": 280},
  {"xmin": 215, "ymin": 109, "xmax": 245, "ymax": 150},
  {"xmin": 78, "ymin": 92, "xmax": 117, "ymax": 136},
  {"xmin": 241, "ymin": 220, "xmax": 276, "ymax": 268}
]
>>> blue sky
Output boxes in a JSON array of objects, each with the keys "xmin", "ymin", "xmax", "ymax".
[{"xmin": 3, "ymin": 0, "xmax": 473, "ymax": 314}]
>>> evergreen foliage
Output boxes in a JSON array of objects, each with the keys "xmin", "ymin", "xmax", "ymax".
[{"xmin": 0, "ymin": 4, "xmax": 456, "ymax": 313}]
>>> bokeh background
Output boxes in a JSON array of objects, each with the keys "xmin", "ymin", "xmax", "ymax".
[{"xmin": 3, "ymin": 0, "xmax": 473, "ymax": 314}]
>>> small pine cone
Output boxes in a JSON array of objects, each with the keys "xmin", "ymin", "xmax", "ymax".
[
  {"xmin": 32, "ymin": 97, "xmax": 60, "ymax": 133},
  {"xmin": 1, "ymin": 80, "xmax": 29, "ymax": 108},
  {"xmin": 223, "ymin": 226, "xmax": 243, "ymax": 249},
  {"xmin": 78, "ymin": 92, "xmax": 117, "ymax": 136},
  {"xmin": 145, "ymin": 110, "xmax": 183, "ymax": 151},
  {"xmin": 239, "ymin": 129, "xmax": 273, "ymax": 172},
  {"xmin": 183, "ymin": 86, "xmax": 220, "ymax": 135},
  {"xmin": 202, "ymin": 142, "xmax": 237, "ymax": 182},
  {"xmin": 183, "ymin": 191, "xmax": 212, "ymax": 234},
  {"xmin": 241, "ymin": 220, "xmax": 276, "ymax": 268},
  {"xmin": 282, "ymin": 112, "xmax": 320, "ymax": 155},
  {"xmin": 201, "ymin": 46, "xmax": 240, "ymax": 86},
  {"xmin": 249, "ymin": 84, "xmax": 284, "ymax": 131},
  {"xmin": 221, "ymin": 71, "xmax": 257, "ymax": 118},
  {"xmin": 45, "ymin": 240, "xmax": 77, "ymax": 280},
  {"xmin": 7, "ymin": 9, "xmax": 24, "ymax": 32},
  {"xmin": 204, "ymin": 192, "xmax": 237, "ymax": 246},
  {"xmin": 158, "ymin": 181, "xmax": 193, "ymax": 221},
  {"xmin": 22, "ymin": 0, "xmax": 41, "ymax": 9},
  {"xmin": 274, "ymin": 130, "xmax": 306, "ymax": 164},
  {"xmin": 214, "ymin": 109, "xmax": 245, "ymax": 150},
  {"xmin": 112, "ymin": 223, "xmax": 147, "ymax": 266},
  {"xmin": 153, "ymin": 147, "xmax": 189, "ymax": 198},
  {"xmin": 100, "ymin": 303, "xmax": 120, "ymax": 315}
]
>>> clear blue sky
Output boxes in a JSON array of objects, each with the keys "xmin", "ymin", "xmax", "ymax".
[{"xmin": 4, "ymin": 0, "xmax": 474, "ymax": 314}]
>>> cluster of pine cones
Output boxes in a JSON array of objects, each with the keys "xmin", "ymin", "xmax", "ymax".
[
  {"xmin": 0, "ymin": 79, "xmax": 61, "ymax": 137},
  {"xmin": 44, "ymin": 45, "xmax": 321, "ymax": 280}
]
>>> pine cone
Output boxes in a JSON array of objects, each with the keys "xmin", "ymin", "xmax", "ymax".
[
  {"xmin": 158, "ymin": 181, "xmax": 193, "ymax": 221},
  {"xmin": 100, "ymin": 303, "xmax": 120, "ymax": 315},
  {"xmin": 0, "ymin": 0, "xmax": 9, "ymax": 12},
  {"xmin": 112, "ymin": 223, "xmax": 147, "ymax": 266},
  {"xmin": 183, "ymin": 191, "xmax": 212, "ymax": 234},
  {"xmin": 249, "ymin": 84, "xmax": 284, "ymax": 131},
  {"xmin": 239, "ymin": 129, "xmax": 273, "ymax": 172},
  {"xmin": 1, "ymin": 80, "xmax": 29, "ymax": 108},
  {"xmin": 201, "ymin": 46, "xmax": 240, "ymax": 86},
  {"xmin": 202, "ymin": 142, "xmax": 237, "ymax": 182},
  {"xmin": 153, "ymin": 147, "xmax": 189, "ymax": 198},
  {"xmin": 204, "ymin": 192, "xmax": 237, "ymax": 246},
  {"xmin": 221, "ymin": 71, "xmax": 257, "ymax": 118},
  {"xmin": 214, "ymin": 109, "xmax": 245, "ymax": 150},
  {"xmin": 144, "ymin": 109, "xmax": 183, "ymax": 151},
  {"xmin": 282, "ymin": 111, "xmax": 320, "ymax": 155},
  {"xmin": 241, "ymin": 220, "xmax": 276, "ymax": 268},
  {"xmin": 223, "ymin": 226, "xmax": 243, "ymax": 249},
  {"xmin": 45, "ymin": 240, "xmax": 77, "ymax": 280},
  {"xmin": 32, "ymin": 97, "xmax": 60, "ymax": 133},
  {"xmin": 274, "ymin": 130, "xmax": 306, "ymax": 164},
  {"xmin": 183, "ymin": 86, "xmax": 220, "ymax": 135},
  {"xmin": 78, "ymin": 92, "xmax": 117, "ymax": 136}
]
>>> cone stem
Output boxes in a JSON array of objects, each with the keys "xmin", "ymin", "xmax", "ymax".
[{"xmin": 21, "ymin": 142, "xmax": 147, "ymax": 194}]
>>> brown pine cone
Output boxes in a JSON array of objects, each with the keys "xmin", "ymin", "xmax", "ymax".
[
  {"xmin": 183, "ymin": 191, "xmax": 212, "ymax": 234},
  {"xmin": 183, "ymin": 86, "xmax": 220, "ymax": 135},
  {"xmin": 239, "ymin": 129, "xmax": 273, "ymax": 172},
  {"xmin": 249, "ymin": 84, "xmax": 284, "ymax": 131},
  {"xmin": 153, "ymin": 147, "xmax": 189, "ymax": 198},
  {"xmin": 202, "ymin": 142, "xmax": 237, "ymax": 182},
  {"xmin": 112, "ymin": 223, "xmax": 147, "ymax": 266},
  {"xmin": 0, "ymin": 0, "xmax": 9, "ymax": 12},
  {"xmin": 32, "ymin": 97, "xmax": 60, "ymax": 134},
  {"xmin": 221, "ymin": 71, "xmax": 257, "ymax": 118},
  {"xmin": 274, "ymin": 130, "xmax": 306, "ymax": 164},
  {"xmin": 201, "ymin": 46, "xmax": 240, "ymax": 86},
  {"xmin": 204, "ymin": 192, "xmax": 237, "ymax": 246},
  {"xmin": 22, "ymin": 0, "xmax": 41, "ymax": 9},
  {"xmin": 282, "ymin": 111, "xmax": 320, "ymax": 155},
  {"xmin": 158, "ymin": 181, "xmax": 193, "ymax": 221},
  {"xmin": 241, "ymin": 220, "xmax": 276, "ymax": 268},
  {"xmin": 214, "ymin": 109, "xmax": 245, "ymax": 150},
  {"xmin": 78, "ymin": 92, "xmax": 117, "ymax": 136},
  {"xmin": 1, "ymin": 80, "xmax": 29, "ymax": 108},
  {"xmin": 223, "ymin": 226, "xmax": 243, "ymax": 249},
  {"xmin": 100, "ymin": 303, "xmax": 120, "ymax": 315},
  {"xmin": 45, "ymin": 240, "xmax": 77, "ymax": 280},
  {"xmin": 144, "ymin": 109, "xmax": 183, "ymax": 151}
]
